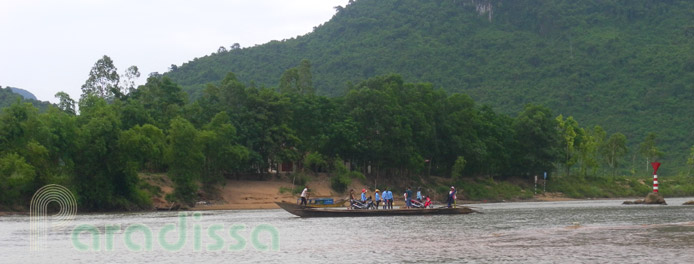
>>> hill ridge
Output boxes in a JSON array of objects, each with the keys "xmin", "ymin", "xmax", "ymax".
[{"xmin": 165, "ymin": 0, "xmax": 694, "ymax": 168}]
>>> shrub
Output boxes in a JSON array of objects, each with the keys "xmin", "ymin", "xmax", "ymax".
[{"xmin": 329, "ymin": 158, "xmax": 365, "ymax": 193}]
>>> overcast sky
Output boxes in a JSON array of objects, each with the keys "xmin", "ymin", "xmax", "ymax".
[{"xmin": 0, "ymin": 0, "xmax": 349, "ymax": 103}]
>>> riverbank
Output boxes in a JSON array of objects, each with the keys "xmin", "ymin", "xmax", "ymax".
[
  {"xmin": 4, "ymin": 173, "xmax": 694, "ymax": 214},
  {"xmin": 157, "ymin": 175, "xmax": 579, "ymax": 210}
]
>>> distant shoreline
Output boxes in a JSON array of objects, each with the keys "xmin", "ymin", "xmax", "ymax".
[{"xmin": 4, "ymin": 174, "xmax": 692, "ymax": 216}]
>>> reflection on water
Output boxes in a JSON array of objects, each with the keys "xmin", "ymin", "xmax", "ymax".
[{"xmin": 1, "ymin": 198, "xmax": 693, "ymax": 263}]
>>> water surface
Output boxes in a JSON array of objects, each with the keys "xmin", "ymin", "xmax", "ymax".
[{"xmin": 2, "ymin": 198, "xmax": 693, "ymax": 263}]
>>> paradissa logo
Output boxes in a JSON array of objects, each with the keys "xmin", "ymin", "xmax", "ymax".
[
  {"xmin": 30, "ymin": 184, "xmax": 78, "ymax": 251},
  {"xmin": 29, "ymin": 184, "xmax": 279, "ymax": 252},
  {"xmin": 71, "ymin": 212, "xmax": 280, "ymax": 252}
]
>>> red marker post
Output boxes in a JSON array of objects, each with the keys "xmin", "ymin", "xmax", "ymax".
[{"xmin": 651, "ymin": 162, "xmax": 661, "ymax": 193}]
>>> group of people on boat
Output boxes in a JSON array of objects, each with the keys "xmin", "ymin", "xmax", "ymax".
[{"xmin": 346, "ymin": 186, "xmax": 458, "ymax": 209}]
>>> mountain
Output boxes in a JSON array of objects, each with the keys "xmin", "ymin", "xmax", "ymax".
[
  {"xmin": 8, "ymin": 87, "xmax": 37, "ymax": 100},
  {"xmin": 166, "ymin": 0, "xmax": 694, "ymax": 168},
  {"xmin": 0, "ymin": 86, "xmax": 53, "ymax": 111}
]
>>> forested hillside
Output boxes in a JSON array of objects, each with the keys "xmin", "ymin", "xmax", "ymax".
[
  {"xmin": 8, "ymin": 87, "xmax": 37, "ymax": 100},
  {"xmin": 166, "ymin": 0, "xmax": 694, "ymax": 172},
  {"xmin": 3, "ymin": 53, "xmax": 693, "ymax": 211}
]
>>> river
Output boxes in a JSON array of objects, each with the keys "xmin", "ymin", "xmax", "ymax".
[{"xmin": 1, "ymin": 198, "xmax": 693, "ymax": 263}]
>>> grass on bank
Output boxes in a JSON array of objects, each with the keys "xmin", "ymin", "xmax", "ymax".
[
  {"xmin": 546, "ymin": 174, "xmax": 694, "ymax": 198},
  {"xmin": 424, "ymin": 174, "xmax": 694, "ymax": 202}
]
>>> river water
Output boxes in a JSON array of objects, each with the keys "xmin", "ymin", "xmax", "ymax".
[{"xmin": 2, "ymin": 198, "xmax": 693, "ymax": 263}]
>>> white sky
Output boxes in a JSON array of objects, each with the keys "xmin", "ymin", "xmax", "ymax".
[{"xmin": 0, "ymin": 0, "xmax": 349, "ymax": 103}]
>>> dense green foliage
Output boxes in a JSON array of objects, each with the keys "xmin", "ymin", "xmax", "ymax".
[
  {"xmin": 165, "ymin": 0, "xmax": 694, "ymax": 174},
  {"xmin": 4, "ymin": 60, "xmax": 676, "ymax": 210}
]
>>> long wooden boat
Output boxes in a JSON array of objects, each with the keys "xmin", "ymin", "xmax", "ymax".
[{"xmin": 275, "ymin": 202, "xmax": 475, "ymax": 217}]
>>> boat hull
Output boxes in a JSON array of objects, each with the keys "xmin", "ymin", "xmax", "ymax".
[{"xmin": 275, "ymin": 202, "xmax": 475, "ymax": 217}]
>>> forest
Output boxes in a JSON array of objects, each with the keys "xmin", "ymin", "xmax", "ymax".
[
  {"xmin": 165, "ymin": 0, "xmax": 694, "ymax": 173},
  {"xmin": 2, "ymin": 55, "xmax": 691, "ymax": 212}
]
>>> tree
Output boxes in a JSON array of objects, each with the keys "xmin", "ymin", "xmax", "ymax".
[
  {"xmin": 638, "ymin": 133, "xmax": 663, "ymax": 173},
  {"xmin": 279, "ymin": 59, "xmax": 314, "ymax": 95},
  {"xmin": 165, "ymin": 117, "xmax": 203, "ymax": 205},
  {"xmin": 512, "ymin": 104, "xmax": 561, "ymax": 177},
  {"xmin": 451, "ymin": 156, "xmax": 466, "ymax": 180},
  {"xmin": 440, "ymin": 93, "xmax": 485, "ymax": 176},
  {"xmin": 303, "ymin": 152, "xmax": 328, "ymax": 174},
  {"xmin": 601, "ymin": 132, "xmax": 627, "ymax": 178},
  {"xmin": 118, "ymin": 124, "xmax": 166, "ymax": 172},
  {"xmin": 81, "ymin": 55, "xmax": 120, "ymax": 101},
  {"xmin": 556, "ymin": 115, "xmax": 583, "ymax": 177},
  {"xmin": 231, "ymin": 84, "xmax": 300, "ymax": 175},
  {"xmin": 131, "ymin": 76, "xmax": 187, "ymax": 128},
  {"xmin": 121, "ymin": 65, "xmax": 141, "ymax": 94},
  {"xmin": 74, "ymin": 95, "xmax": 145, "ymax": 210},
  {"xmin": 0, "ymin": 153, "xmax": 35, "ymax": 206},
  {"xmin": 54, "ymin": 91, "xmax": 76, "ymax": 115},
  {"xmin": 330, "ymin": 158, "xmax": 365, "ymax": 193},
  {"xmin": 39, "ymin": 107, "xmax": 78, "ymax": 181},
  {"xmin": 199, "ymin": 112, "xmax": 249, "ymax": 191},
  {"xmin": 578, "ymin": 126, "xmax": 604, "ymax": 177},
  {"xmin": 297, "ymin": 59, "xmax": 313, "ymax": 95}
]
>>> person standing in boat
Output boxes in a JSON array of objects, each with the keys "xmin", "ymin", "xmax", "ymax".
[
  {"xmin": 447, "ymin": 186, "xmax": 457, "ymax": 208},
  {"xmin": 416, "ymin": 187, "xmax": 423, "ymax": 202},
  {"xmin": 349, "ymin": 189, "xmax": 356, "ymax": 209},
  {"xmin": 361, "ymin": 189, "xmax": 367, "ymax": 202},
  {"xmin": 374, "ymin": 189, "xmax": 381, "ymax": 209},
  {"xmin": 387, "ymin": 189, "xmax": 394, "ymax": 209},
  {"xmin": 300, "ymin": 185, "xmax": 309, "ymax": 206},
  {"xmin": 405, "ymin": 186, "xmax": 413, "ymax": 208}
]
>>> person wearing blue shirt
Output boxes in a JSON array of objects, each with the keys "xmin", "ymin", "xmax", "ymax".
[
  {"xmin": 405, "ymin": 186, "xmax": 412, "ymax": 208},
  {"xmin": 416, "ymin": 187, "xmax": 422, "ymax": 201},
  {"xmin": 382, "ymin": 188, "xmax": 391, "ymax": 209},
  {"xmin": 374, "ymin": 189, "xmax": 381, "ymax": 209},
  {"xmin": 361, "ymin": 189, "xmax": 367, "ymax": 202}
]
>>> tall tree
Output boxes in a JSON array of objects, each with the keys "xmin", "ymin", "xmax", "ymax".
[
  {"xmin": 279, "ymin": 59, "xmax": 314, "ymax": 95},
  {"xmin": 131, "ymin": 76, "xmax": 187, "ymax": 128},
  {"xmin": 54, "ymin": 91, "xmax": 76, "ymax": 115},
  {"xmin": 81, "ymin": 55, "xmax": 120, "ymax": 101},
  {"xmin": 74, "ymin": 95, "xmax": 145, "ymax": 210},
  {"xmin": 578, "ymin": 126, "xmax": 604, "ymax": 177},
  {"xmin": 512, "ymin": 104, "xmax": 561, "ymax": 178},
  {"xmin": 556, "ymin": 115, "xmax": 583, "ymax": 177},
  {"xmin": 601, "ymin": 132, "xmax": 627, "ymax": 178},
  {"xmin": 165, "ymin": 117, "xmax": 203, "ymax": 205},
  {"xmin": 121, "ymin": 65, "xmax": 141, "ymax": 94},
  {"xmin": 199, "ymin": 111, "xmax": 249, "ymax": 191},
  {"xmin": 638, "ymin": 132, "xmax": 663, "ymax": 173}
]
